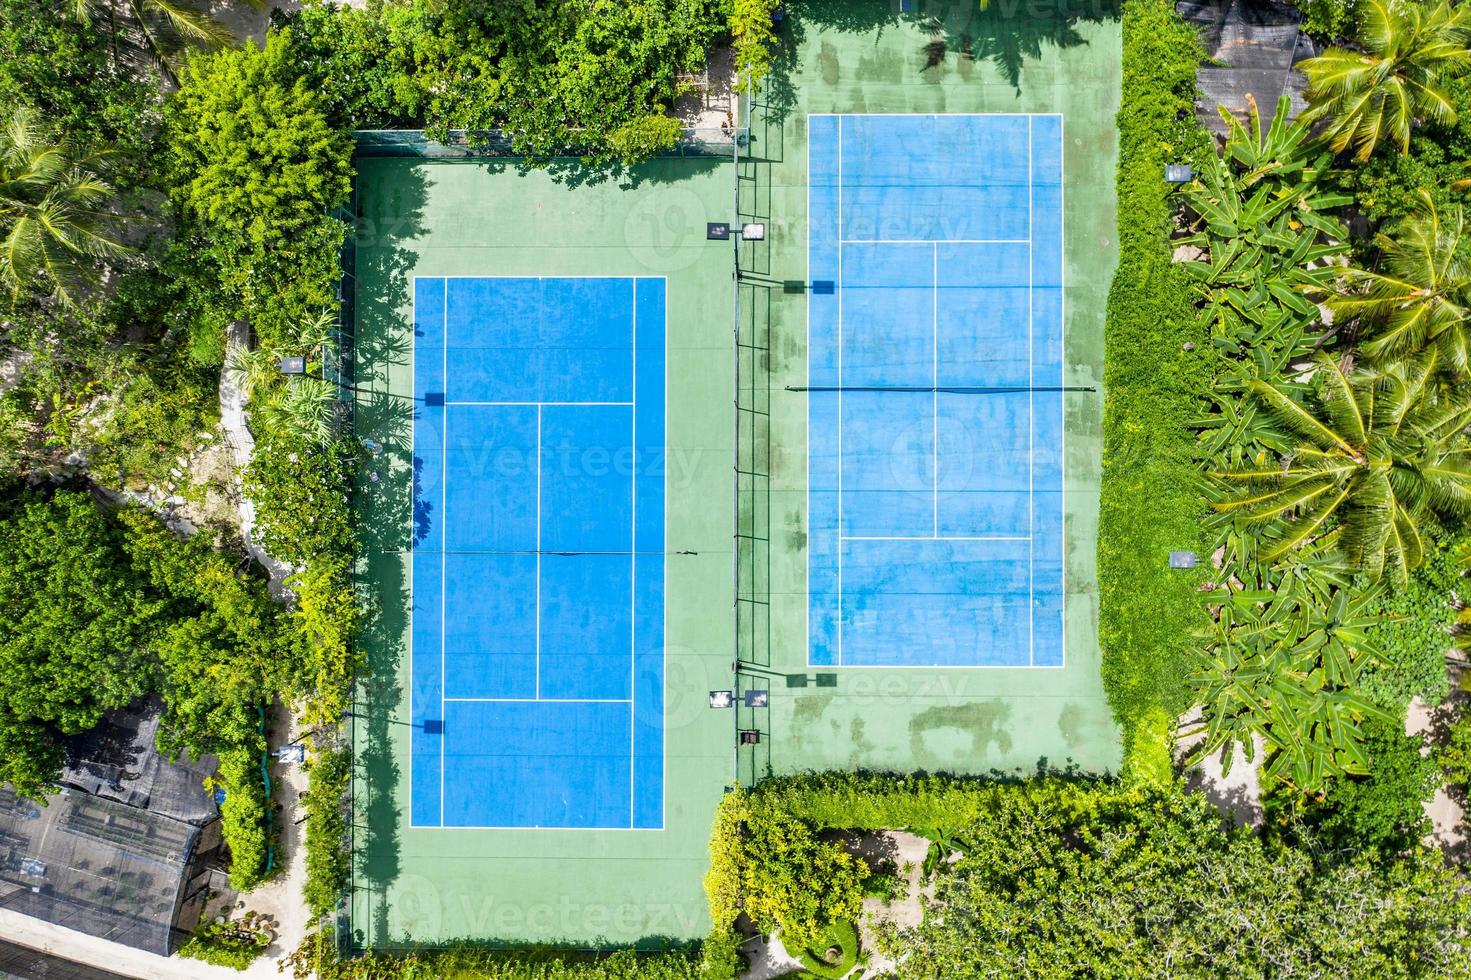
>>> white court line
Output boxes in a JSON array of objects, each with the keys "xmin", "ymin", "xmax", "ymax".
[
  {"xmin": 1027, "ymin": 117, "xmax": 1035, "ymax": 668},
  {"xmin": 843, "ymin": 535, "xmax": 1031, "ymax": 542},
  {"xmin": 837, "ymin": 115, "xmax": 844, "ymax": 668},
  {"xmin": 535, "ymin": 404, "xmax": 542, "ymax": 700},
  {"xmin": 448, "ymin": 400, "xmax": 633, "ymax": 407},
  {"xmin": 629, "ymin": 279, "xmax": 637, "ymax": 829},
  {"xmin": 440, "ymin": 280, "xmax": 448, "ymax": 826},
  {"xmin": 402, "ymin": 274, "xmax": 670, "ymax": 831},
  {"xmin": 932, "ymin": 242, "xmax": 939, "ymax": 538},
  {"xmin": 444, "ymin": 697, "xmax": 633, "ymax": 704},
  {"xmin": 842, "ymin": 238, "xmax": 1028, "ymax": 245}
]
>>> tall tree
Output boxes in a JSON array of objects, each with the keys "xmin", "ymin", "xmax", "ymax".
[
  {"xmin": 1211, "ymin": 352, "xmax": 1471, "ymax": 581},
  {"xmin": 1299, "ymin": 0, "xmax": 1471, "ymax": 161},
  {"xmin": 1330, "ymin": 191, "xmax": 1471, "ymax": 372},
  {"xmin": 0, "ymin": 106, "xmax": 129, "ymax": 306}
]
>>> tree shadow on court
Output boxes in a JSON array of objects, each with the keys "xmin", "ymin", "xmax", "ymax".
[
  {"xmin": 348, "ymin": 158, "xmax": 427, "ymax": 948},
  {"xmin": 769, "ymin": 0, "xmax": 1120, "ymax": 104},
  {"xmin": 444, "ymin": 153, "xmax": 730, "ymax": 193}
]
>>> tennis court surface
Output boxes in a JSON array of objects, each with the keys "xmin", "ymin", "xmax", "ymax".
[
  {"xmin": 807, "ymin": 114, "xmax": 1064, "ymax": 669},
  {"xmin": 411, "ymin": 276, "xmax": 665, "ymax": 829}
]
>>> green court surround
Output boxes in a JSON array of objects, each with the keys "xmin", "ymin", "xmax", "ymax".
[{"xmin": 350, "ymin": 0, "xmax": 1123, "ymax": 949}]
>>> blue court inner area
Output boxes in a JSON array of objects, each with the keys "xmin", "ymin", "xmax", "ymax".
[
  {"xmin": 808, "ymin": 114, "xmax": 1064, "ymax": 668},
  {"xmin": 411, "ymin": 276, "xmax": 665, "ymax": 828}
]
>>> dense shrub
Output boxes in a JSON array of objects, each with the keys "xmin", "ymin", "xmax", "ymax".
[
  {"xmin": 1365, "ymin": 525, "xmax": 1465, "ymax": 710},
  {"xmin": 303, "ymin": 746, "xmax": 352, "ymax": 917},
  {"xmin": 178, "ymin": 917, "xmax": 271, "ymax": 970},
  {"xmin": 215, "ymin": 746, "xmax": 273, "ymax": 891},
  {"xmin": 709, "ymin": 789, "xmax": 865, "ymax": 948},
  {"xmin": 166, "ymin": 30, "xmax": 352, "ymax": 348},
  {"xmin": 1097, "ymin": 0, "xmax": 1213, "ymax": 749},
  {"xmin": 0, "ymin": 0, "xmax": 159, "ymax": 167},
  {"xmin": 1329, "ymin": 58, "xmax": 1471, "ymax": 229},
  {"xmin": 294, "ymin": 943, "xmax": 716, "ymax": 980},
  {"xmin": 874, "ymin": 780, "xmax": 1471, "ymax": 977},
  {"xmin": 243, "ymin": 432, "xmax": 356, "ymax": 567},
  {"xmin": 0, "ymin": 489, "xmax": 293, "ymax": 887},
  {"xmin": 275, "ymin": 0, "xmax": 732, "ymax": 163},
  {"xmin": 1272, "ymin": 717, "xmax": 1438, "ymax": 860},
  {"xmin": 0, "ymin": 489, "xmax": 156, "ymax": 796}
]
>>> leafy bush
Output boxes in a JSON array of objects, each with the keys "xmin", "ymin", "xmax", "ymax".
[
  {"xmin": 0, "ymin": 488, "xmax": 156, "ymax": 797},
  {"xmin": 214, "ymin": 746, "xmax": 273, "ymax": 891},
  {"xmin": 297, "ymin": 944, "xmax": 715, "ymax": 980},
  {"xmin": 874, "ymin": 781, "xmax": 1471, "ymax": 977},
  {"xmin": 243, "ymin": 432, "xmax": 356, "ymax": 567},
  {"xmin": 1333, "ymin": 74, "xmax": 1471, "ymax": 227},
  {"xmin": 1298, "ymin": 0, "xmax": 1361, "ymax": 39},
  {"xmin": 730, "ymin": 0, "xmax": 780, "ymax": 93},
  {"xmin": 1097, "ymin": 0, "xmax": 1213, "ymax": 751},
  {"xmin": 303, "ymin": 746, "xmax": 352, "ymax": 917},
  {"xmin": 607, "ymin": 114, "xmax": 686, "ymax": 166},
  {"xmin": 714, "ymin": 790, "xmax": 866, "ymax": 949},
  {"xmin": 1365, "ymin": 525, "xmax": 1464, "ymax": 710},
  {"xmin": 1271, "ymin": 716, "xmax": 1437, "ymax": 859},
  {"xmin": 793, "ymin": 920, "xmax": 860, "ymax": 980},
  {"xmin": 275, "ymin": 0, "xmax": 730, "ymax": 164},
  {"xmin": 291, "ymin": 556, "xmax": 362, "ymax": 725},
  {"xmin": 0, "ymin": 490, "xmax": 294, "ymax": 886},
  {"xmin": 178, "ymin": 917, "xmax": 271, "ymax": 970},
  {"xmin": 0, "ymin": 0, "xmax": 159, "ymax": 167},
  {"xmin": 166, "ymin": 30, "xmax": 351, "ymax": 348}
]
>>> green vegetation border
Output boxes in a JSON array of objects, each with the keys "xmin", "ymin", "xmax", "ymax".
[{"xmin": 1097, "ymin": 0, "xmax": 1214, "ymax": 772}]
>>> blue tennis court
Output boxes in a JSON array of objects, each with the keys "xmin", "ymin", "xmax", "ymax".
[
  {"xmin": 410, "ymin": 276, "xmax": 665, "ymax": 828},
  {"xmin": 807, "ymin": 114, "xmax": 1064, "ymax": 668}
]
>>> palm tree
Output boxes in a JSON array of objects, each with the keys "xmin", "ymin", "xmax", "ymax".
[
  {"xmin": 0, "ymin": 106, "xmax": 130, "ymax": 307},
  {"xmin": 69, "ymin": 0, "xmax": 261, "ymax": 86},
  {"xmin": 1298, "ymin": 0, "xmax": 1471, "ymax": 161},
  {"xmin": 1329, "ymin": 191, "xmax": 1471, "ymax": 372},
  {"xmin": 1211, "ymin": 351, "xmax": 1471, "ymax": 582}
]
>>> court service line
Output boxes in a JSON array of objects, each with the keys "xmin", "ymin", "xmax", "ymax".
[
  {"xmin": 842, "ymin": 238, "xmax": 1029, "ymax": 245},
  {"xmin": 842, "ymin": 535, "xmax": 1031, "ymax": 542},
  {"xmin": 630, "ymin": 279, "xmax": 637, "ymax": 829},
  {"xmin": 440, "ymin": 281, "xmax": 448, "ymax": 825},
  {"xmin": 1027, "ymin": 116, "xmax": 1035, "ymax": 668},
  {"xmin": 932, "ymin": 242, "xmax": 939, "ymax": 538},
  {"xmin": 447, "ymin": 400, "xmax": 632, "ymax": 407}
]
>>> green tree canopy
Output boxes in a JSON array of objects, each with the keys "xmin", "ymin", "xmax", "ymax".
[
  {"xmin": 1331, "ymin": 192, "xmax": 1471, "ymax": 372},
  {"xmin": 0, "ymin": 489, "xmax": 158, "ymax": 796},
  {"xmin": 69, "ymin": 0, "xmax": 260, "ymax": 86},
  {"xmin": 877, "ymin": 786, "xmax": 1471, "ymax": 977},
  {"xmin": 166, "ymin": 31, "xmax": 351, "ymax": 346},
  {"xmin": 1299, "ymin": 0, "xmax": 1471, "ymax": 162}
]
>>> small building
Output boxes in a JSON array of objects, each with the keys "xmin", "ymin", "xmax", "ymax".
[{"xmin": 0, "ymin": 702, "xmax": 221, "ymax": 956}]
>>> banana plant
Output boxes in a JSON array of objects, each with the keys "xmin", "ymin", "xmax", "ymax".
[
  {"xmin": 1177, "ymin": 95, "xmax": 1350, "ymax": 357},
  {"xmin": 1183, "ymin": 571, "xmax": 1395, "ymax": 791}
]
